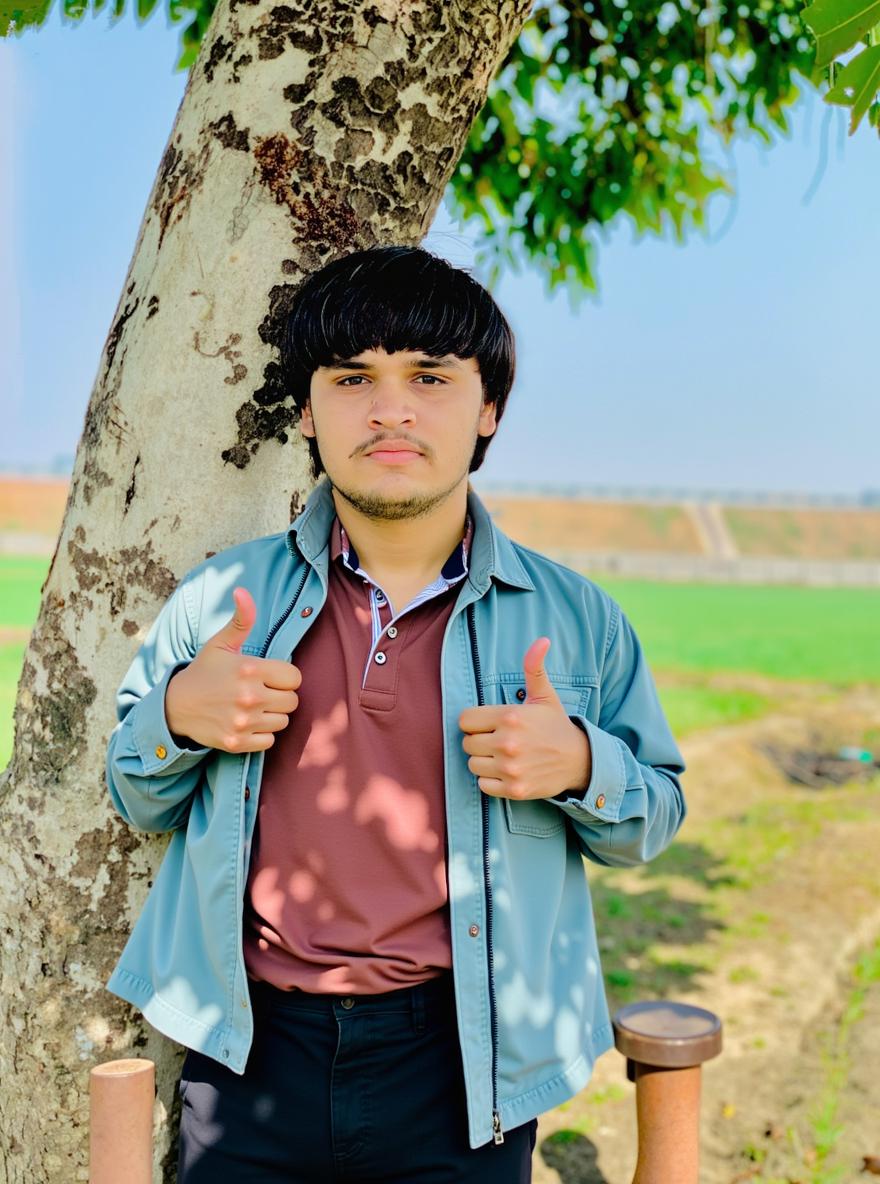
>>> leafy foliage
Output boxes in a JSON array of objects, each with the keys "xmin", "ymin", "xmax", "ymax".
[
  {"xmin": 3, "ymin": 0, "xmax": 822, "ymax": 298},
  {"xmin": 802, "ymin": 0, "xmax": 880, "ymax": 133}
]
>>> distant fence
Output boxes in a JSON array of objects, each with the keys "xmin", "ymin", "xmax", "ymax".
[
  {"xmin": 550, "ymin": 550, "xmax": 880, "ymax": 587},
  {"xmin": 481, "ymin": 483, "xmax": 880, "ymax": 510}
]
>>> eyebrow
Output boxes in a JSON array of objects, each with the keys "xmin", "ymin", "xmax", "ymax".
[{"xmin": 324, "ymin": 355, "xmax": 463, "ymax": 371}]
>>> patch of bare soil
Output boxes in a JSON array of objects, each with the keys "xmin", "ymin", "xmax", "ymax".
[
  {"xmin": 0, "ymin": 477, "xmax": 68, "ymax": 536},
  {"xmin": 481, "ymin": 495, "xmax": 703, "ymax": 554},
  {"xmin": 0, "ymin": 628, "xmax": 31, "ymax": 646},
  {"xmin": 726, "ymin": 507, "xmax": 880, "ymax": 561},
  {"xmin": 532, "ymin": 687, "xmax": 880, "ymax": 1184}
]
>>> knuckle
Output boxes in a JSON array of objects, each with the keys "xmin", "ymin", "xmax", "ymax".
[
  {"xmin": 238, "ymin": 662, "xmax": 256, "ymax": 679},
  {"xmin": 224, "ymin": 734, "xmax": 241, "ymax": 753},
  {"xmin": 232, "ymin": 713, "xmax": 250, "ymax": 730},
  {"xmin": 502, "ymin": 710, "xmax": 521, "ymax": 728},
  {"xmin": 501, "ymin": 739, "xmax": 519, "ymax": 757}
]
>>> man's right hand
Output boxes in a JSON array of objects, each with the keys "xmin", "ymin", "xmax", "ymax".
[{"xmin": 164, "ymin": 586, "xmax": 302, "ymax": 753}]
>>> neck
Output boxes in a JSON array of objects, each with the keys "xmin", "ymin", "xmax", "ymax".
[{"xmin": 330, "ymin": 482, "xmax": 470, "ymax": 582}]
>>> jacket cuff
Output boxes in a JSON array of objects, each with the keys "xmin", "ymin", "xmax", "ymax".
[
  {"xmin": 550, "ymin": 715, "xmax": 625, "ymax": 821},
  {"xmin": 132, "ymin": 662, "xmax": 211, "ymax": 775}
]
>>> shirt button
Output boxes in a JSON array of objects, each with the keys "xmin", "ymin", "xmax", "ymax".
[
  {"xmin": 300, "ymin": 606, "xmax": 313, "ymax": 618},
  {"xmin": 596, "ymin": 794, "xmax": 606, "ymax": 809},
  {"xmin": 374, "ymin": 651, "xmax": 387, "ymax": 665},
  {"xmin": 515, "ymin": 688, "xmax": 526, "ymax": 702},
  {"xmin": 155, "ymin": 745, "xmax": 167, "ymax": 760},
  {"xmin": 340, "ymin": 997, "xmax": 355, "ymax": 1010},
  {"xmin": 375, "ymin": 591, "xmax": 385, "ymax": 603},
  {"xmin": 468, "ymin": 924, "xmax": 480, "ymax": 938},
  {"xmin": 244, "ymin": 786, "xmax": 251, "ymax": 801},
  {"xmin": 387, "ymin": 626, "xmax": 398, "ymax": 639}
]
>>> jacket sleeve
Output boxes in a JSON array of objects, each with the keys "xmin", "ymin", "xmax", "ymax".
[
  {"xmin": 550, "ymin": 602, "xmax": 686, "ymax": 866},
  {"xmin": 106, "ymin": 570, "xmax": 212, "ymax": 834}
]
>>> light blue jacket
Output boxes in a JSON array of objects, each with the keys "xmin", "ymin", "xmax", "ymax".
[{"xmin": 105, "ymin": 478, "xmax": 686, "ymax": 1148}]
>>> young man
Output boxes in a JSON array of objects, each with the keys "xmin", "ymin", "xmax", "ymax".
[{"xmin": 105, "ymin": 245, "xmax": 686, "ymax": 1183}]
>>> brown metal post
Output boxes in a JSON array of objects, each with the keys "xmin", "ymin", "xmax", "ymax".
[
  {"xmin": 612, "ymin": 1001, "xmax": 722, "ymax": 1184},
  {"xmin": 89, "ymin": 1058, "xmax": 155, "ymax": 1184}
]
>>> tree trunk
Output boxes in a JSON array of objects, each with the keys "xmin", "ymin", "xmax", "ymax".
[{"xmin": 0, "ymin": 2, "xmax": 531, "ymax": 1178}]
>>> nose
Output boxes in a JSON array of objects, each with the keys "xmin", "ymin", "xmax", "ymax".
[{"xmin": 367, "ymin": 380, "xmax": 416, "ymax": 430}]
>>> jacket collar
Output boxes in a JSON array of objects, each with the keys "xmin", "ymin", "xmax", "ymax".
[{"xmin": 286, "ymin": 478, "xmax": 534, "ymax": 593}]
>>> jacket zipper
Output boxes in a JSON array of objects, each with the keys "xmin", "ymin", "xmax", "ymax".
[
  {"xmin": 466, "ymin": 603, "xmax": 504, "ymax": 1146},
  {"xmin": 238, "ymin": 565, "xmax": 311, "ymax": 998},
  {"xmin": 258, "ymin": 566, "xmax": 310, "ymax": 659}
]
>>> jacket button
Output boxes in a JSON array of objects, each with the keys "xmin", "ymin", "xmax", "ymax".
[
  {"xmin": 301, "ymin": 606, "xmax": 313, "ymax": 618},
  {"xmin": 374, "ymin": 651, "xmax": 387, "ymax": 665},
  {"xmin": 155, "ymin": 745, "xmax": 167, "ymax": 760},
  {"xmin": 515, "ymin": 688, "xmax": 526, "ymax": 702},
  {"xmin": 596, "ymin": 794, "xmax": 606, "ymax": 809},
  {"xmin": 244, "ymin": 786, "xmax": 251, "ymax": 801},
  {"xmin": 468, "ymin": 924, "xmax": 480, "ymax": 938}
]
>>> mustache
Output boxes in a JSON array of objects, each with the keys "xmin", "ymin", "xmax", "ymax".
[{"xmin": 353, "ymin": 433, "xmax": 432, "ymax": 458}]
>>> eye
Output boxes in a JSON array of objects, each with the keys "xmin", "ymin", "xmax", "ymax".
[
  {"xmin": 337, "ymin": 375, "xmax": 368, "ymax": 387},
  {"xmin": 415, "ymin": 374, "xmax": 446, "ymax": 385}
]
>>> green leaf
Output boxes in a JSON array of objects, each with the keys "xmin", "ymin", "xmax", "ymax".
[
  {"xmin": 137, "ymin": 0, "xmax": 158, "ymax": 18},
  {"xmin": 802, "ymin": 0, "xmax": 880, "ymax": 67},
  {"xmin": 0, "ymin": 0, "xmax": 51, "ymax": 34},
  {"xmin": 825, "ymin": 42, "xmax": 880, "ymax": 128}
]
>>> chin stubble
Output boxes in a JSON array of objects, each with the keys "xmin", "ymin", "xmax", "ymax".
[{"xmin": 329, "ymin": 475, "xmax": 465, "ymax": 522}]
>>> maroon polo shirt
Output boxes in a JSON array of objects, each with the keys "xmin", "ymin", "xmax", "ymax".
[{"xmin": 243, "ymin": 516, "xmax": 471, "ymax": 994}]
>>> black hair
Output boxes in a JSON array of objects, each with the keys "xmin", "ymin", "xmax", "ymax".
[{"xmin": 280, "ymin": 245, "xmax": 515, "ymax": 480}]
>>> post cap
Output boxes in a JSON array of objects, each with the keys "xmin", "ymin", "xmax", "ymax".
[
  {"xmin": 612, "ymin": 1001, "xmax": 722, "ymax": 1069},
  {"xmin": 90, "ymin": 1058, "xmax": 155, "ymax": 1080}
]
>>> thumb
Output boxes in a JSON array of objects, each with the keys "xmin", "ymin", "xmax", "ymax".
[
  {"xmin": 522, "ymin": 637, "xmax": 561, "ymax": 707},
  {"xmin": 211, "ymin": 586, "xmax": 257, "ymax": 653}
]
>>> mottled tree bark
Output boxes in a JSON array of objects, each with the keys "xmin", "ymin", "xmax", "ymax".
[{"xmin": 0, "ymin": 1, "xmax": 532, "ymax": 1178}]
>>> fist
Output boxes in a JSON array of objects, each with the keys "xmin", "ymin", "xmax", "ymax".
[
  {"xmin": 164, "ymin": 586, "xmax": 302, "ymax": 753},
  {"xmin": 458, "ymin": 638, "xmax": 591, "ymax": 800}
]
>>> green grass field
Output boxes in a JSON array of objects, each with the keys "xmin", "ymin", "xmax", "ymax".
[{"xmin": 2, "ymin": 557, "xmax": 879, "ymax": 767}]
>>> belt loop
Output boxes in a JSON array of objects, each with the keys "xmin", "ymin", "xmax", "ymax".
[{"xmin": 412, "ymin": 983, "xmax": 426, "ymax": 1034}]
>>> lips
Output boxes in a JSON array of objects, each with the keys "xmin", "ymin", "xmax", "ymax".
[
  {"xmin": 366, "ymin": 448, "xmax": 423, "ymax": 464},
  {"xmin": 365, "ymin": 441, "xmax": 423, "ymax": 456},
  {"xmin": 363, "ymin": 440, "xmax": 425, "ymax": 463}
]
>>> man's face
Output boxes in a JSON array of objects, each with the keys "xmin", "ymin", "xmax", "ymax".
[{"xmin": 300, "ymin": 347, "xmax": 497, "ymax": 521}]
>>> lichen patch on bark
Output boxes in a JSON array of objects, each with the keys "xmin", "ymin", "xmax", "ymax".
[
  {"xmin": 253, "ymin": 133, "xmax": 360, "ymax": 249},
  {"xmin": 66, "ymin": 528, "xmax": 176, "ymax": 618},
  {"xmin": 209, "ymin": 112, "xmax": 250, "ymax": 152}
]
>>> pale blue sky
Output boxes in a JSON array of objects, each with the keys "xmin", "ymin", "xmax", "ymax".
[{"xmin": 2, "ymin": 8, "xmax": 878, "ymax": 495}]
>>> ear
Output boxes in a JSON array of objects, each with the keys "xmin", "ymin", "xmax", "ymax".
[
  {"xmin": 478, "ymin": 399, "xmax": 497, "ymax": 438},
  {"xmin": 300, "ymin": 400, "xmax": 315, "ymax": 438}
]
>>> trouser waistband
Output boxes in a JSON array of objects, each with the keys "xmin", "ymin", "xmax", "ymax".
[{"xmin": 247, "ymin": 971, "xmax": 455, "ymax": 1030}]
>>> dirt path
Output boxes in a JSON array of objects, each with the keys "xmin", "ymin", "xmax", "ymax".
[{"xmin": 532, "ymin": 686, "xmax": 880, "ymax": 1184}]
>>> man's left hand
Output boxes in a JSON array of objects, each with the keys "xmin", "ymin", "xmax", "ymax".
[{"xmin": 458, "ymin": 638, "xmax": 592, "ymax": 800}]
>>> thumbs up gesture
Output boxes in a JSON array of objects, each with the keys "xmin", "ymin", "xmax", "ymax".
[
  {"xmin": 164, "ymin": 586, "xmax": 302, "ymax": 753},
  {"xmin": 458, "ymin": 638, "xmax": 591, "ymax": 800}
]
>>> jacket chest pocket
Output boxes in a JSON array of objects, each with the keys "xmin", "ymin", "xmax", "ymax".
[{"xmin": 496, "ymin": 677, "xmax": 594, "ymax": 838}]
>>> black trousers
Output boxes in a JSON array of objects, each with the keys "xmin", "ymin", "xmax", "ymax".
[{"xmin": 177, "ymin": 972, "xmax": 537, "ymax": 1183}]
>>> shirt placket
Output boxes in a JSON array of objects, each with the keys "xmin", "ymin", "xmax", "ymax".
[{"xmin": 361, "ymin": 583, "xmax": 409, "ymax": 689}]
